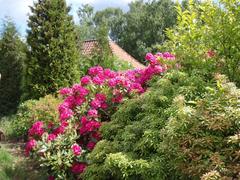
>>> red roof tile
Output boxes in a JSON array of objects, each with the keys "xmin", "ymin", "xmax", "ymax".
[{"xmin": 81, "ymin": 39, "xmax": 145, "ymax": 69}]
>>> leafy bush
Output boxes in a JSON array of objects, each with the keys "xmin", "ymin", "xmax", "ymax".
[
  {"xmin": 79, "ymin": 55, "xmax": 133, "ymax": 76},
  {"xmin": 23, "ymin": 0, "xmax": 80, "ymax": 100},
  {"xmin": 83, "ymin": 71, "xmax": 240, "ymax": 179},
  {"xmin": 11, "ymin": 95, "xmax": 61, "ymax": 140},
  {"xmin": 162, "ymin": 0, "xmax": 240, "ymax": 86},
  {"xmin": 25, "ymin": 53, "xmax": 175, "ymax": 179},
  {"xmin": 0, "ymin": 116, "xmax": 15, "ymax": 139}
]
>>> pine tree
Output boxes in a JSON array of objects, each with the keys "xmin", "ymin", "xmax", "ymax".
[
  {"xmin": 0, "ymin": 19, "xmax": 26, "ymax": 117},
  {"xmin": 24, "ymin": 0, "xmax": 79, "ymax": 100}
]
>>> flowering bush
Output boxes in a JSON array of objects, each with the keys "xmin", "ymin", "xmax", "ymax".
[{"xmin": 25, "ymin": 52, "xmax": 175, "ymax": 179}]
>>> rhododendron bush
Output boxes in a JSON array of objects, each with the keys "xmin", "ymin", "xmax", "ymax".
[{"xmin": 25, "ymin": 52, "xmax": 176, "ymax": 179}]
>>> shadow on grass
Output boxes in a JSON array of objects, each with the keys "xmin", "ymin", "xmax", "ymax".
[{"xmin": 0, "ymin": 144, "xmax": 47, "ymax": 180}]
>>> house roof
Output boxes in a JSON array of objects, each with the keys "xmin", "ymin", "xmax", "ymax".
[{"xmin": 81, "ymin": 39, "xmax": 145, "ymax": 69}]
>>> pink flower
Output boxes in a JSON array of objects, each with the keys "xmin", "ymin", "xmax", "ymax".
[
  {"xmin": 48, "ymin": 134, "xmax": 57, "ymax": 142},
  {"xmin": 25, "ymin": 139, "xmax": 37, "ymax": 156},
  {"xmin": 145, "ymin": 53, "xmax": 158, "ymax": 65},
  {"xmin": 95, "ymin": 93, "xmax": 106, "ymax": 102},
  {"xmin": 90, "ymin": 99, "xmax": 102, "ymax": 109},
  {"xmin": 112, "ymin": 91, "xmax": 123, "ymax": 103},
  {"xmin": 92, "ymin": 76, "xmax": 104, "ymax": 85},
  {"xmin": 155, "ymin": 52, "xmax": 163, "ymax": 58},
  {"xmin": 100, "ymin": 102, "xmax": 108, "ymax": 109},
  {"xmin": 59, "ymin": 87, "xmax": 72, "ymax": 96},
  {"xmin": 53, "ymin": 121, "xmax": 68, "ymax": 135},
  {"xmin": 80, "ymin": 75, "xmax": 91, "ymax": 85},
  {"xmin": 87, "ymin": 109, "xmax": 98, "ymax": 118},
  {"xmin": 48, "ymin": 176, "xmax": 55, "ymax": 180},
  {"xmin": 28, "ymin": 121, "xmax": 44, "ymax": 137},
  {"xmin": 75, "ymin": 96, "xmax": 86, "ymax": 106},
  {"xmin": 108, "ymin": 78, "xmax": 117, "ymax": 87},
  {"xmin": 92, "ymin": 132, "xmax": 101, "ymax": 141},
  {"xmin": 80, "ymin": 116, "xmax": 88, "ymax": 125},
  {"xmin": 207, "ymin": 50, "xmax": 215, "ymax": 58},
  {"xmin": 71, "ymin": 163, "xmax": 87, "ymax": 174},
  {"xmin": 162, "ymin": 52, "xmax": 175, "ymax": 60},
  {"xmin": 79, "ymin": 120, "xmax": 101, "ymax": 135},
  {"xmin": 71, "ymin": 144, "xmax": 82, "ymax": 156},
  {"xmin": 87, "ymin": 141, "xmax": 96, "ymax": 150},
  {"xmin": 59, "ymin": 108, "xmax": 73, "ymax": 121},
  {"xmin": 47, "ymin": 122, "xmax": 54, "ymax": 129},
  {"xmin": 104, "ymin": 69, "xmax": 117, "ymax": 78},
  {"xmin": 72, "ymin": 84, "xmax": 89, "ymax": 97},
  {"xmin": 88, "ymin": 66, "xmax": 103, "ymax": 76}
]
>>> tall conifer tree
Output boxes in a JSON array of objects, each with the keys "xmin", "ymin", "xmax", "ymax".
[
  {"xmin": 0, "ymin": 19, "xmax": 25, "ymax": 117},
  {"xmin": 24, "ymin": 0, "xmax": 79, "ymax": 100}
]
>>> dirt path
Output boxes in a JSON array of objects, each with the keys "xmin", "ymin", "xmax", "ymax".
[{"xmin": 0, "ymin": 141, "xmax": 46, "ymax": 180}]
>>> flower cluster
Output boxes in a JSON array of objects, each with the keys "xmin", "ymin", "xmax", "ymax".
[
  {"xmin": 26, "ymin": 52, "xmax": 175, "ymax": 178},
  {"xmin": 28, "ymin": 121, "xmax": 44, "ymax": 137}
]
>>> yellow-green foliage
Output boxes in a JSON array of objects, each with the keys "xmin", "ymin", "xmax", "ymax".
[
  {"xmin": 11, "ymin": 95, "xmax": 61, "ymax": 139},
  {"xmin": 162, "ymin": 0, "xmax": 240, "ymax": 86},
  {"xmin": 83, "ymin": 71, "xmax": 240, "ymax": 179},
  {"xmin": 160, "ymin": 74, "xmax": 240, "ymax": 178}
]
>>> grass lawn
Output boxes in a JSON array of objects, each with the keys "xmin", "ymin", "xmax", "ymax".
[{"xmin": 0, "ymin": 142, "xmax": 47, "ymax": 180}]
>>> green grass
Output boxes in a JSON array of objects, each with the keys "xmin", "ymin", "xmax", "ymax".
[{"xmin": 0, "ymin": 143, "xmax": 47, "ymax": 180}]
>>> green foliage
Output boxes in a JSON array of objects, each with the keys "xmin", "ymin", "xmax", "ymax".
[
  {"xmin": 0, "ymin": 144, "xmax": 46, "ymax": 180},
  {"xmin": 36, "ymin": 121, "xmax": 79, "ymax": 179},
  {"xmin": 77, "ymin": 1, "xmax": 177, "ymax": 63},
  {"xmin": 0, "ymin": 19, "xmax": 26, "ymax": 117},
  {"xmin": 77, "ymin": 4, "xmax": 96, "ymax": 41},
  {"xmin": 162, "ymin": 0, "xmax": 240, "ymax": 86},
  {"xmin": 160, "ymin": 74, "xmax": 240, "ymax": 178},
  {"xmin": 112, "ymin": 57, "xmax": 133, "ymax": 71},
  {"xmin": 11, "ymin": 95, "xmax": 61, "ymax": 140},
  {"xmin": 0, "ymin": 116, "xmax": 15, "ymax": 139},
  {"xmin": 79, "ymin": 23, "xmax": 132, "ymax": 74},
  {"xmin": 24, "ymin": 0, "xmax": 80, "ymax": 100},
  {"xmin": 117, "ymin": 0, "xmax": 177, "ymax": 62},
  {"xmin": 83, "ymin": 71, "xmax": 240, "ymax": 179},
  {"xmin": 94, "ymin": 8, "xmax": 125, "ymax": 42}
]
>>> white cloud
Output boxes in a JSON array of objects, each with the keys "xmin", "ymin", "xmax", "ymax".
[{"xmin": 0, "ymin": 0, "xmax": 134, "ymax": 36}]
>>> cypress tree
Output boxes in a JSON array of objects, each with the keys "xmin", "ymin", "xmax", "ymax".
[
  {"xmin": 0, "ymin": 19, "xmax": 25, "ymax": 117},
  {"xmin": 24, "ymin": 0, "xmax": 79, "ymax": 100}
]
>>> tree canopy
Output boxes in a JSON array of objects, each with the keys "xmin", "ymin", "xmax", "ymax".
[
  {"xmin": 24, "ymin": 0, "xmax": 80, "ymax": 100},
  {"xmin": 0, "ymin": 19, "xmax": 26, "ymax": 117}
]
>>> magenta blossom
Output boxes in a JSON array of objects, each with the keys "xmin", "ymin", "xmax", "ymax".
[
  {"xmin": 87, "ymin": 141, "xmax": 96, "ymax": 150},
  {"xmin": 48, "ymin": 134, "xmax": 57, "ymax": 142},
  {"xmin": 80, "ymin": 75, "xmax": 91, "ymax": 85},
  {"xmin": 71, "ymin": 163, "xmax": 87, "ymax": 174},
  {"xmin": 28, "ymin": 121, "xmax": 44, "ymax": 137},
  {"xmin": 25, "ymin": 139, "xmax": 37, "ymax": 156},
  {"xmin": 87, "ymin": 109, "xmax": 98, "ymax": 118},
  {"xmin": 71, "ymin": 144, "xmax": 82, "ymax": 156},
  {"xmin": 88, "ymin": 66, "xmax": 104, "ymax": 76},
  {"xmin": 48, "ymin": 176, "xmax": 55, "ymax": 180}
]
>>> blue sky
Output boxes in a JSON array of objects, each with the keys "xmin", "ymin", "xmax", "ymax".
[{"xmin": 0, "ymin": 0, "xmax": 134, "ymax": 36}]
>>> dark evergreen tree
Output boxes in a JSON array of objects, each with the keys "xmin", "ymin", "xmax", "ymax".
[
  {"xmin": 0, "ymin": 19, "xmax": 26, "ymax": 117},
  {"xmin": 24, "ymin": 0, "xmax": 79, "ymax": 100}
]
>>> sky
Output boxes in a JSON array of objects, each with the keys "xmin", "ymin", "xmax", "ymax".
[{"xmin": 0, "ymin": 0, "xmax": 134, "ymax": 36}]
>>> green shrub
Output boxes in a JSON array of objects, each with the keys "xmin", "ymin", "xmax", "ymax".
[
  {"xmin": 162, "ymin": 0, "xmax": 240, "ymax": 86},
  {"xmin": 0, "ymin": 19, "xmax": 26, "ymax": 117},
  {"xmin": 24, "ymin": 0, "xmax": 80, "ymax": 100},
  {"xmin": 83, "ymin": 71, "xmax": 240, "ymax": 179},
  {"xmin": 160, "ymin": 74, "xmax": 240, "ymax": 179},
  {"xmin": 11, "ymin": 95, "xmax": 61, "ymax": 140},
  {"xmin": 0, "ymin": 144, "xmax": 47, "ymax": 180},
  {"xmin": 0, "ymin": 116, "xmax": 15, "ymax": 139}
]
